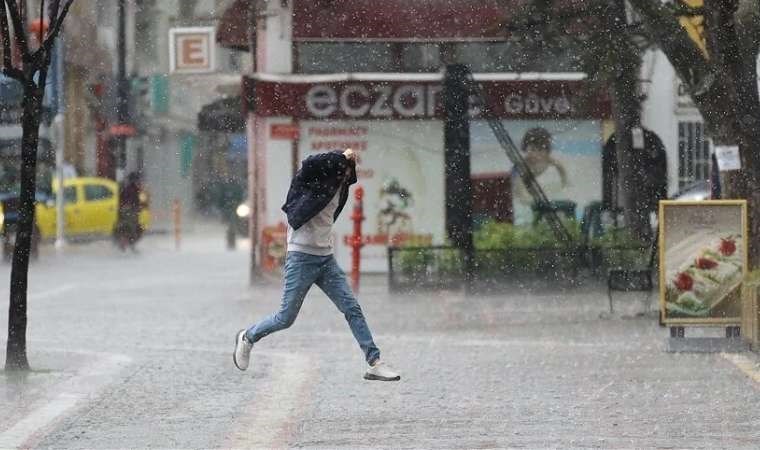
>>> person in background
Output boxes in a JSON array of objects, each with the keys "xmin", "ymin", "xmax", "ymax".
[
  {"xmin": 233, "ymin": 148, "xmax": 401, "ymax": 382},
  {"xmin": 115, "ymin": 172, "xmax": 143, "ymax": 251}
]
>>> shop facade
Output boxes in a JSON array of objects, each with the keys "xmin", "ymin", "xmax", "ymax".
[
  {"xmin": 218, "ymin": 0, "xmax": 611, "ymax": 272},
  {"xmin": 242, "ymin": 72, "xmax": 610, "ymax": 271}
]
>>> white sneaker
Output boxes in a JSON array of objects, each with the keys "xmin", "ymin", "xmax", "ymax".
[
  {"xmin": 364, "ymin": 361, "xmax": 401, "ymax": 381},
  {"xmin": 233, "ymin": 329, "xmax": 253, "ymax": 371}
]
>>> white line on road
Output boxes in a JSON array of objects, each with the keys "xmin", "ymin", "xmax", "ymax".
[
  {"xmin": 224, "ymin": 351, "xmax": 313, "ymax": 449},
  {"xmin": 0, "ymin": 283, "xmax": 78, "ymax": 301},
  {"xmin": 0, "ymin": 351, "xmax": 132, "ymax": 450},
  {"xmin": 721, "ymin": 352, "xmax": 760, "ymax": 387},
  {"xmin": 32, "ymin": 283, "xmax": 78, "ymax": 300}
]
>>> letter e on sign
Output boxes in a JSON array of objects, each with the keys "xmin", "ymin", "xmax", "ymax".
[{"xmin": 170, "ymin": 27, "xmax": 215, "ymax": 74}]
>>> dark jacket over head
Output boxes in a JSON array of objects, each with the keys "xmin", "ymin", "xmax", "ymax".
[{"xmin": 282, "ymin": 151, "xmax": 357, "ymax": 230}]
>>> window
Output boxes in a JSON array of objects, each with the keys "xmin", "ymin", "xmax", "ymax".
[
  {"xmin": 400, "ymin": 43, "xmax": 440, "ymax": 72},
  {"xmin": 84, "ymin": 184, "xmax": 114, "ymax": 201},
  {"xmin": 55, "ymin": 187, "xmax": 77, "ymax": 204},
  {"xmin": 296, "ymin": 41, "xmax": 583, "ymax": 74},
  {"xmin": 297, "ymin": 43, "xmax": 395, "ymax": 73},
  {"xmin": 446, "ymin": 42, "xmax": 583, "ymax": 72},
  {"xmin": 678, "ymin": 121, "xmax": 711, "ymax": 189}
]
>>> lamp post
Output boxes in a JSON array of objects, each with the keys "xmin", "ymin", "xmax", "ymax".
[{"xmin": 116, "ymin": 0, "xmax": 128, "ymax": 182}]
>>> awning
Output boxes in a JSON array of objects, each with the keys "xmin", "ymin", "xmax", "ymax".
[
  {"xmin": 218, "ymin": 0, "xmax": 598, "ymax": 48},
  {"xmin": 217, "ymin": 0, "xmax": 250, "ymax": 51},
  {"xmin": 198, "ymin": 96, "xmax": 245, "ymax": 132},
  {"xmin": 293, "ymin": 0, "xmax": 508, "ymax": 41}
]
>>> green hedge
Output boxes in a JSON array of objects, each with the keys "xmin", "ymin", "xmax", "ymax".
[{"xmin": 395, "ymin": 220, "xmax": 649, "ymax": 278}]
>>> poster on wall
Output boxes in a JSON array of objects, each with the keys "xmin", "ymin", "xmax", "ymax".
[
  {"xmin": 470, "ymin": 120, "xmax": 603, "ymax": 225},
  {"xmin": 659, "ymin": 200, "xmax": 747, "ymax": 325},
  {"xmin": 299, "ymin": 120, "xmax": 446, "ymax": 272}
]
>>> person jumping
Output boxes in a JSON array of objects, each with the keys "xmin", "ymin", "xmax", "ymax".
[{"xmin": 233, "ymin": 148, "xmax": 400, "ymax": 381}]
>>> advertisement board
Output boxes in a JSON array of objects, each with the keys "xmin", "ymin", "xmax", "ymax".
[
  {"xmin": 169, "ymin": 27, "xmax": 216, "ymax": 74},
  {"xmin": 247, "ymin": 75, "xmax": 611, "ymax": 272},
  {"xmin": 471, "ymin": 120, "xmax": 603, "ymax": 225},
  {"xmin": 299, "ymin": 120, "xmax": 445, "ymax": 272},
  {"xmin": 659, "ymin": 200, "xmax": 747, "ymax": 325}
]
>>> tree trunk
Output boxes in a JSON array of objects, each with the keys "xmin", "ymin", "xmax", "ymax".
[
  {"xmin": 630, "ymin": 0, "xmax": 760, "ymax": 266},
  {"xmin": 704, "ymin": 0, "xmax": 760, "ymax": 267},
  {"xmin": 5, "ymin": 78, "xmax": 44, "ymax": 371},
  {"xmin": 729, "ymin": 10, "xmax": 760, "ymax": 269}
]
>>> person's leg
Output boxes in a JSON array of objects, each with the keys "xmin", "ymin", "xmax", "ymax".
[
  {"xmin": 244, "ymin": 252, "xmax": 323, "ymax": 344},
  {"xmin": 315, "ymin": 255, "xmax": 381, "ymax": 365}
]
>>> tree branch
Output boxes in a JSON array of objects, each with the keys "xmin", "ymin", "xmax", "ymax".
[
  {"xmin": 628, "ymin": 0, "xmax": 711, "ymax": 89},
  {"xmin": 4, "ymin": 0, "xmax": 30, "ymax": 58},
  {"xmin": 1, "ymin": 0, "xmax": 13, "ymax": 71},
  {"xmin": 40, "ymin": 0, "xmax": 72, "ymax": 53},
  {"xmin": 38, "ymin": 0, "xmax": 45, "ymax": 44},
  {"xmin": 47, "ymin": 0, "xmax": 60, "ymax": 37}
]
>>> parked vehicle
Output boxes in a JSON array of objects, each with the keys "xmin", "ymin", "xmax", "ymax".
[{"xmin": 0, "ymin": 177, "xmax": 151, "ymax": 245}]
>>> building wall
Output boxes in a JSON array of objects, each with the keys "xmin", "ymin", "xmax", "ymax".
[
  {"xmin": 641, "ymin": 49, "xmax": 717, "ymax": 197},
  {"xmin": 126, "ymin": 0, "xmax": 250, "ymax": 229}
]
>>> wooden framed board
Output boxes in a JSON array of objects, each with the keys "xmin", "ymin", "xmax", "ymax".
[{"xmin": 659, "ymin": 200, "xmax": 748, "ymax": 326}]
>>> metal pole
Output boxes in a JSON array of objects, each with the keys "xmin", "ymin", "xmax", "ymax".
[
  {"xmin": 53, "ymin": 36, "xmax": 66, "ymax": 250},
  {"xmin": 53, "ymin": 114, "xmax": 65, "ymax": 250},
  {"xmin": 116, "ymin": 0, "xmax": 128, "ymax": 182},
  {"xmin": 350, "ymin": 186, "xmax": 365, "ymax": 293},
  {"xmin": 248, "ymin": 0, "xmax": 261, "ymax": 284},
  {"xmin": 443, "ymin": 64, "xmax": 475, "ymax": 293}
]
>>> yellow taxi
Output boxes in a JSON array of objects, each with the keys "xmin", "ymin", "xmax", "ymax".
[{"xmin": 34, "ymin": 177, "xmax": 151, "ymax": 239}]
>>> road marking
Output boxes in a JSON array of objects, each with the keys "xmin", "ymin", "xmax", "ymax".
[
  {"xmin": 32, "ymin": 284, "xmax": 78, "ymax": 300},
  {"xmin": 0, "ymin": 351, "xmax": 131, "ymax": 449},
  {"xmin": 721, "ymin": 352, "xmax": 760, "ymax": 386},
  {"xmin": 0, "ymin": 284, "xmax": 78, "ymax": 302},
  {"xmin": 224, "ymin": 351, "xmax": 313, "ymax": 449}
]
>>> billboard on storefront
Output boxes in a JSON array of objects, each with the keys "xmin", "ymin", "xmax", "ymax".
[
  {"xmin": 246, "ymin": 74, "xmax": 610, "ymax": 271},
  {"xmin": 659, "ymin": 200, "xmax": 747, "ymax": 326},
  {"xmin": 471, "ymin": 120, "xmax": 604, "ymax": 225},
  {"xmin": 299, "ymin": 121, "xmax": 445, "ymax": 272}
]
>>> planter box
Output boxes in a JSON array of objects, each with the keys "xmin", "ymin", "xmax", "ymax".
[{"xmin": 741, "ymin": 279, "xmax": 760, "ymax": 348}]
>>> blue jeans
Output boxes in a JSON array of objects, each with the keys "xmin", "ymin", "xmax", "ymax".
[{"xmin": 245, "ymin": 251, "xmax": 381, "ymax": 364}]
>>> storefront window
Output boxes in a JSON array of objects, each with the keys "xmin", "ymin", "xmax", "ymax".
[
  {"xmin": 678, "ymin": 121, "xmax": 711, "ymax": 189},
  {"xmin": 401, "ymin": 43, "xmax": 441, "ymax": 72},
  {"xmin": 297, "ymin": 41, "xmax": 582, "ymax": 73},
  {"xmin": 447, "ymin": 42, "xmax": 582, "ymax": 72},
  {"xmin": 298, "ymin": 43, "xmax": 395, "ymax": 73}
]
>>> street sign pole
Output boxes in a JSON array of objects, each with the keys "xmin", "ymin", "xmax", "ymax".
[
  {"xmin": 443, "ymin": 64, "xmax": 475, "ymax": 293},
  {"xmin": 52, "ymin": 36, "xmax": 66, "ymax": 250},
  {"xmin": 53, "ymin": 114, "xmax": 65, "ymax": 250}
]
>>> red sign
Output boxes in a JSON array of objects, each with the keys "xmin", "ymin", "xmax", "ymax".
[
  {"xmin": 109, "ymin": 124, "xmax": 136, "ymax": 137},
  {"xmin": 245, "ymin": 78, "xmax": 610, "ymax": 120},
  {"xmin": 270, "ymin": 123, "xmax": 300, "ymax": 140}
]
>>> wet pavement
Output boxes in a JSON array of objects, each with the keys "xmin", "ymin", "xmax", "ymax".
[{"xmin": 1, "ymin": 225, "xmax": 759, "ymax": 449}]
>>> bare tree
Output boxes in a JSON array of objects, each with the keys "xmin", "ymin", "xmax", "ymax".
[{"xmin": 2, "ymin": 0, "xmax": 74, "ymax": 371}]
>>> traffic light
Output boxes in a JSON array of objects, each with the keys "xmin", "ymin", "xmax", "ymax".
[{"xmin": 129, "ymin": 76, "xmax": 151, "ymax": 132}]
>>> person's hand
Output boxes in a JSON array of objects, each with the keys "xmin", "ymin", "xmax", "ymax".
[{"xmin": 343, "ymin": 148, "xmax": 357, "ymax": 162}]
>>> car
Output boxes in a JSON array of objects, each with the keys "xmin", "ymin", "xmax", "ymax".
[
  {"xmin": 0, "ymin": 177, "xmax": 151, "ymax": 242},
  {"xmin": 37, "ymin": 176, "xmax": 151, "ymax": 240}
]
